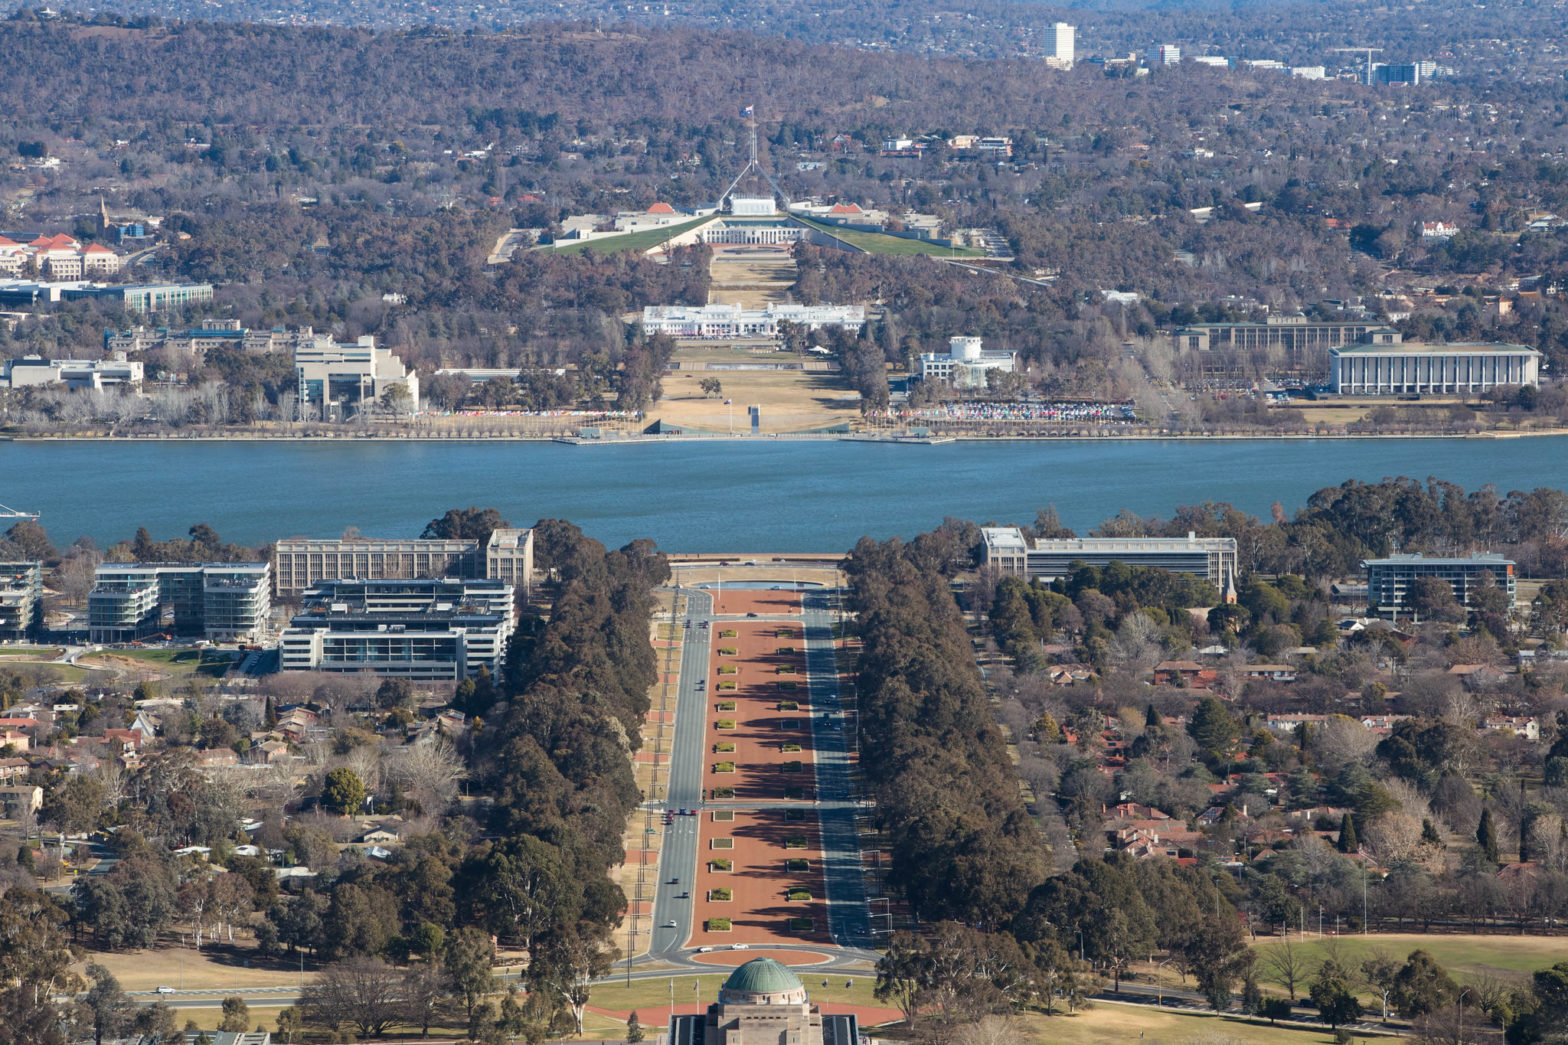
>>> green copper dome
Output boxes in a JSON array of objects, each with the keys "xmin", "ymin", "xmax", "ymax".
[{"xmin": 722, "ymin": 957, "xmax": 803, "ymax": 995}]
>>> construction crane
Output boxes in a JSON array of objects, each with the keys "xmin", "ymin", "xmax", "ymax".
[
  {"xmin": 0, "ymin": 503, "xmax": 38, "ymax": 522},
  {"xmin": 1334, "ymin": 47, "xmax": 1384, "ymax": 86}
]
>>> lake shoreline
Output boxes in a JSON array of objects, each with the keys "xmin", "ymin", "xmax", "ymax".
[{"xmin": 6, "ymin": 426, "xmax": 1568, "ymax": 444}]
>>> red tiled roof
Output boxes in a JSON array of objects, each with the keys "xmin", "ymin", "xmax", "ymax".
[
  {"xmin": 83, "ymin": 243, "xmax": 115, "ymax": 254},
  {"xmin": 647, "ymin": 202, "xmax": 677, "ymax": 214},
  {"xmin": 828, "ymin": 203, "xmax": 863, "ymax": 215}
]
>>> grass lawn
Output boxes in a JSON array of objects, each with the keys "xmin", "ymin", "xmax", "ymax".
[
  {"xmin": 551, "ymin": 216, "xmax": 711, "ymax": 255},
  {"xmin": 1252, "ymin": 933, "xmax": 1568, "ymax": 985},
  {"xmin": 74, "ymin": 946, "xmax": 311, "ymax": 992},
  {"xmin": 80, "ymin": 647, "xmax": 233, "ymax": 678},
  {"xmin": 795, "ymin": 217, "xmax": 986, "ymax": 257},
  {"xmin": 1016, "ymin": 1001, "xmax": 1372, "ymax": 1045}
]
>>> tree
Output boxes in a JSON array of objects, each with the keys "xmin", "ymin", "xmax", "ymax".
[
  {"xmin": 1361, "ymin": 950, "xmax": 1401, "ymax": 1021},
  {"xmin": 321, "ymin": 767, "xmax": 367, "ymax": 815},
  {"xmin": 402, "ymin": 960, "xmax": 451, "ymax": 1037},
  {"xmin": 443, "ymin": 927, "xmax": 496, "ymax": 1033},
  {"xmin": 1391, "ymin": 951, "xmax": 1459, "ymax": 1018},
  {"xmin": 698, "ymin": 377, "xmax": 722, "ymax": 397},
  {"xmin": 1260, "ymin": 997, "xmax": 1293, "ymax": 1024},
  {"xmin": 422, "ymin": 506, "xmax": 509, "ymax": 543},
  {"xmin": 626, "ymin": 1010, "xmax": 644, "ymax": 1043},
  {"xmin": 1338, "ymin": 812, "xmax": 1359, "ymax": 853},
  {"xmin": 274, "ymin": 1007, "xmax": 304, "ymax": 1042},
  {"xmin": 301, "ymin": 956, "xmax": 405, "ymax": 1038},
  {"xmin": 1311, "ymin": 964, "xmax": 1363, "ymax": 1029},
  {"xmin": 0, "ymin": 890, "xmax": 79, "ymax": 1045},
  {"xmin": 1408, "ymin": 577, "xmax": 1464, "ymax": 622},
  {"xmin": 83, "ymin": 963, "xmax": 132, "ymax": 1045},
  {"xmin": 1477, "ymin": 807, "xmax": 1500, "ymax": 864},
  {"xmin": 1188, "ymin": 696, "xmax": 1242, "ymax": 757},
  {"xmin": 529, "ymin": 922, "xmax": 618, "ymax": 1035},
  {"xmin": 218, "ymin": 996, "xmax": 250, "ymax": 1033},
  {"xmin": 1261, "ymin": 933, "xmax": 1308, "ymax": 1002}
]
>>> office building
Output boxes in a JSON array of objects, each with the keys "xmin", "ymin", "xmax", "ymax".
[
  {"xmin": 0, "ymin": 562, "xmax": 43, "ymax": 640},
  {"xmin": 1170, "ymin": 317, "xmax": 1401, "ymax": 355},
  {"xmin": 640, "ymin": 303, "xmax": 865, "ymax": 339},
  {"xmin": 1363, "ymin": 554, "xmax": 1515, "ymax": 618},
  {"xmin": 669, "ymin": 959, "xmax": 857, "ymax": 1045},
  {"xmin": 271, "ymin": 529, "xmax": 533, "ymax": 599},
  {"xmin": 1158, "ymin": 44, "xmax": 1181, "ymax": 65},
  {"xmin": 982, "ymin": 527, "xmax": 1238, "ymax": 589},
  {"xmin": 1047, "ymin": 22, "xmax": 1075, "ymax": 67},
  {"xmin": 294, "ymin": 335, "xmax": 419, "ymax": 418},
  {"xmin": 105, "ymin": 322, "xmax": 339, "ymax": 363},
  {"xmin": 89, "ymin": 562, "xmax": 271, "ymax": 643},
  {"xmin": 916, "ymin": 336, "xmax": 1017, "ymax": 389},
  {"xmin": 1330, "ymin": 342, "xmax": 1541, "ymax": 395},
  {"xmin": 279, "ymin": 578, "xmax": 516, "ymax": 680},
  {"xmin": 0, "ymin": 279, "xmax": 212, "ymax": 312},
  {"xmin": 0, "ymin": 355, "xmax": 144, "ymax": 390}
]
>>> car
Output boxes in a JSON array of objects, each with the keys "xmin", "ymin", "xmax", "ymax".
[
  {"xmin": 155, "ymin": 986, "xmax": 175, "ymax": 995},
  {"xmin": 663, "ymin": 920, "xmax": 678, "ymax": 928},
  {"xmin": 731, "ymin": 943, "xmax": 750, "ymax": 950},
  {"xmin": 678, "ymin": 891, "xmax": 690, "ymax": 898},
  {"xmin": 684, "ymin": 620, "xmax": 692, "ymax": 628},
  {"xmin": 698, "ymin": 946, "xmax": 716, "ymax": 953},
  {"xmin": 669, "ymin": 877, "xmax": 680, "ymax": 885},
  {"xmin": 745, "ymin": 612, "xmax": 759, "ymax": 618}
]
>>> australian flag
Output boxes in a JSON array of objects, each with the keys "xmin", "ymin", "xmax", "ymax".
[{"xmin": 740, "ymin": 105, "xmax": 754, "ymax": 118}]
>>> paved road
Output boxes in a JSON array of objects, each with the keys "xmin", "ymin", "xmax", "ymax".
[
  {"xmin": 802, "ymin": 590, "xmax": 874, "ymax": 951},
  {"xmin": 639, "ymin": 583, "xmax": 877, "ymax": 970},
  {"xmin": 646, "ymin": 588, "xmax": 713, "ymax": 960}
]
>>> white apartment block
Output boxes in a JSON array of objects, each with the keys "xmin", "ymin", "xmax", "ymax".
[
  {"xmin": 272, "ymin": 529, "xmax": 534, "ymax": 599},
  {"xmin": 280, "ymin": 577, "xmax": 516, "ymax": 680},
  {"xmin": 641, "ymin": 303, "xmax": 865, "ymax": 339},
  {"xmin": 88, "ymin": 562, "xmax": 272, "ymax": 644}
]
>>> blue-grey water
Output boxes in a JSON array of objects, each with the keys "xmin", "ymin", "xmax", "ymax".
[{"xmin": 3, "ymin": 437, "xmax": 1568, "ymax": 552}]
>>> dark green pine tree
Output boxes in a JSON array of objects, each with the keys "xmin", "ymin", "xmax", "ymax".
[
  {"xmin": 1476, "ymin": 807, "xmax": 1500, "ymax": 864},
  {"xmin": 1337, "ymin": 812, "xmax": 1359, "ymax": 853}
]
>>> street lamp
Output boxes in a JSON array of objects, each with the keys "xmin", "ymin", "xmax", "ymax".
[{"xmin": 1458, "ymin": 987, "xmax": 1472, "ymax": 1045}]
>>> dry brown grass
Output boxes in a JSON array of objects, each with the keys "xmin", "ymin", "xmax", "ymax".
[
  {"xmin": 73, "ymin": 945, "xmax": 308, "ymax": 992},
  {"xmin": 655, "ymin": 361, "xmax": 859, "ymax": 433}
]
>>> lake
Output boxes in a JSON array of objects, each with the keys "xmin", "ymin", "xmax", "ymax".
[{"xmin": 4, "ymin": 437, "xmax": 1568, "ymax": 551}]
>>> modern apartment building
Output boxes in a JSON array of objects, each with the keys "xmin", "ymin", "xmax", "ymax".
[
  {"xmin": 89, "ymin": 562, "xmax": 271, "ymax": 643},
  {"xmin": 280, "ymin": 578, "xmax": 516, "ymax": 680},
  {"xmin": 982, "ymin": 527, "xmax": 1239, "ymax": 589},
  {"xmin": 0, "ymin": 562, "xmax": 43, "ymax": 640},
  {"xmin": 1363, "ymin": 553, "xmax": 1515, "ymax": 618},
  {"xmin": 271, "ymin": 529, "xmax": 533, "ymax": 599},
  {"xmin": 1329, "ymin": 342, "xmax": 1541, "ymax": 395}
]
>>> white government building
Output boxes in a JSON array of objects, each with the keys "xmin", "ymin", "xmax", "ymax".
[
  {"xmin": 916, "ymin": 336, "xmax": 1018, "ymax": 388},
  {"xmin": 294, "ymin": 335, "xmax": 419, "ymax": 417},
  {"xmin": 640, "ymin": 303, "xmax": 865, "ymax": 339},
  {"xmin": 1329, "ymin": 341, "xmax": 1542, "ymax": 395}
]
